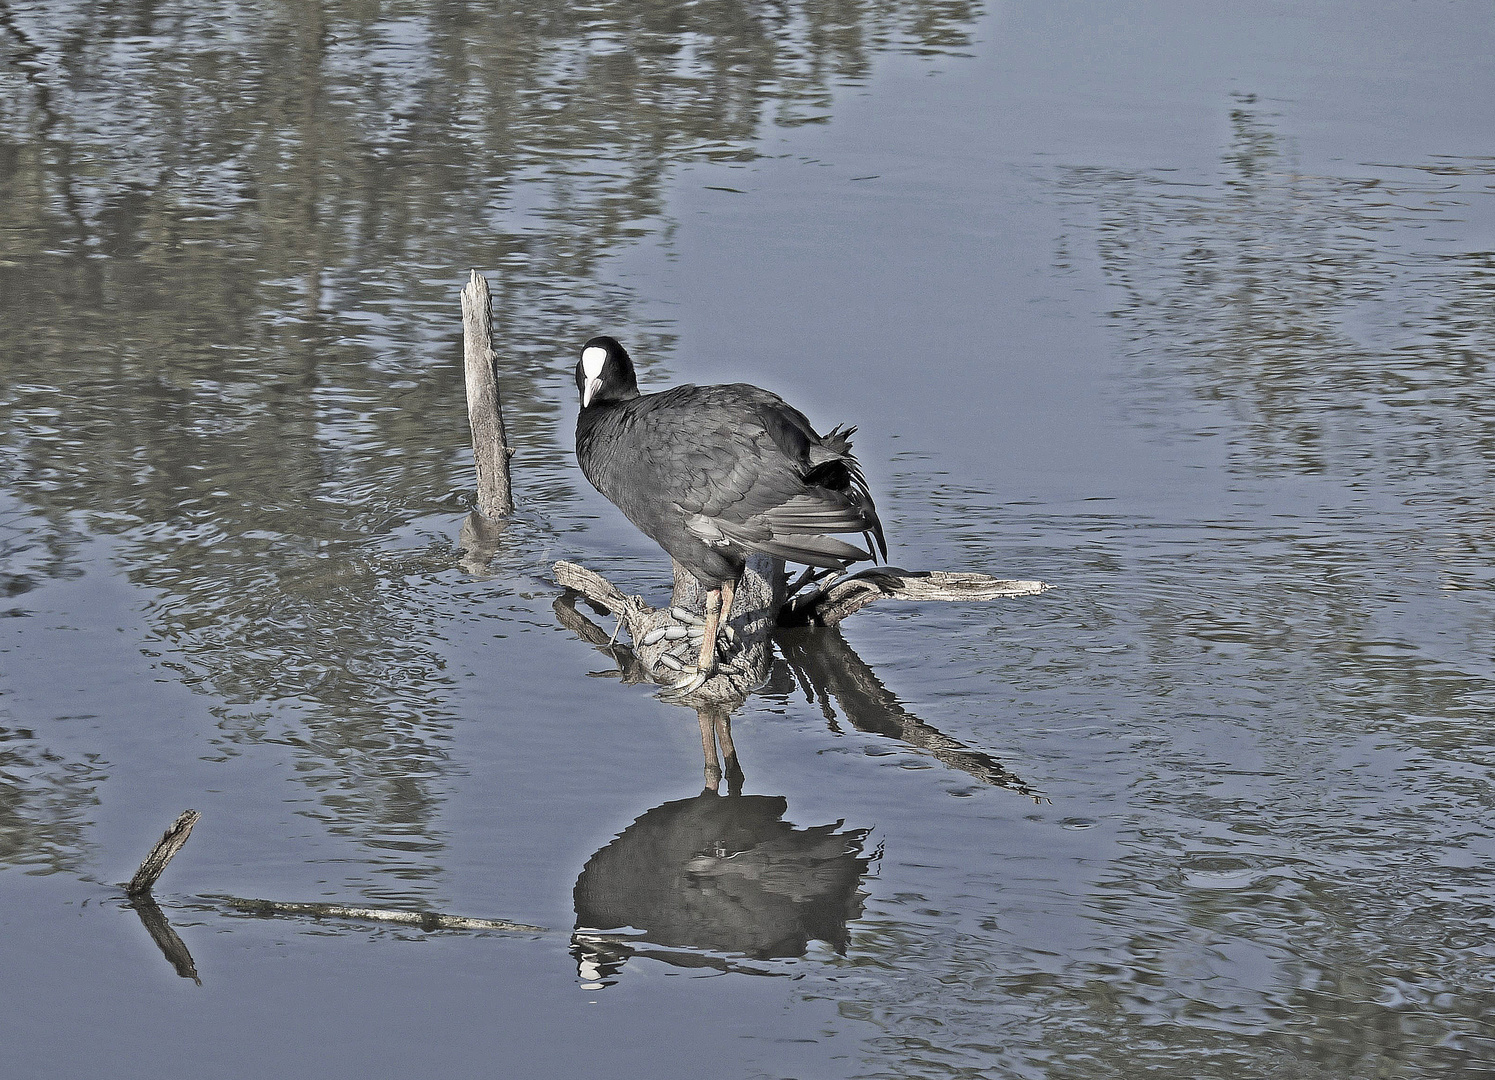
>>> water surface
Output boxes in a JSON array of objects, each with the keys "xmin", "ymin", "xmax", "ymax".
[{"xmin": 2, "ymin": 1, "xmax": 1493, "ymax": 1077}]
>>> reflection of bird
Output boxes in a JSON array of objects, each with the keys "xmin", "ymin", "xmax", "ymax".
[
  {"xmin": 574, "ymin": 335, "xmax": 887, "ymax": 691},
  {"xmin": 572, "ymin": 792, "xmax": 871, "ymax": 984}
]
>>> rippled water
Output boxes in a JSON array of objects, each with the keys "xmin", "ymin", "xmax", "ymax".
[{"xmin": 3, "ymin": 1, "xmax": 1493, "ymax": 1077}]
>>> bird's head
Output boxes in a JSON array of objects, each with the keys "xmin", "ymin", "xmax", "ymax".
[{"xmin": 576, "ymin": 335, "xmax": 640, "ymax": 409}]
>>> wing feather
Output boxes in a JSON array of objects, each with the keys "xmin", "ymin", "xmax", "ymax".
[{"xmin": 588, "ymin": 382, "xmax": 887, "ymax": 570}]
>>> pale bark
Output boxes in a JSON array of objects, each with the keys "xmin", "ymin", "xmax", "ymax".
[{"xmin": 461, "ymin": 269, "xmax": 514, "ymax": 519}]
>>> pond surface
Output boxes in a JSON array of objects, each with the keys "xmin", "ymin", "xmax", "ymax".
[{"xmin": 3, "ymin": 1, "xmax": 1493, "ymax": 1077}]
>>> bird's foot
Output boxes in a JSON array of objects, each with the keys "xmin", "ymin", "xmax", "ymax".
[
  {"xmin": 661, "ymin": 666, "xmax": 711, "ymax": 697},
  {"xmin": 640, "ymin": 606, "xmax": 739, "ymax": 686},
  {"xmin": 659, "ymin": 642, "xmax": 752, "ymax": 696}
]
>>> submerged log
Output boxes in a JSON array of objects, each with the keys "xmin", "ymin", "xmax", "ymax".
[
  {"xmin": 208, "ymin": 896, "xmax": 544, "ymax": 934},
  {"xmin": 119, "ymin": 810, "xmax": 548, "ymax": 982}
]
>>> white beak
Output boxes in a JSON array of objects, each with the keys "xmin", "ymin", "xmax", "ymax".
[{"xmin": 582, "ymin": 377, "xmax": 602, "ymax": 408}]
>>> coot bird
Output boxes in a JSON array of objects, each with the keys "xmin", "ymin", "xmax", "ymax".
[{"xmin": 575, "ymin": 335, "xmax": 887, "ymax": 690}]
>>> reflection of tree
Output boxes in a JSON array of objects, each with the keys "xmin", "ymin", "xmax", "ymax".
[
  {"xmin": 572, "ymin": 790, "xmax": 873, "ymax": 984},
  {"xmin": 1060, "ymin": 93, "xmax": 1495, "ymax": 768},
  {"xmin": 1065, "ymin": 93, "xmax": 1495, "ymax": 487},
  {"xmin": 1029, "ymin": 101, "xmax": 1495, "ymax": 1080},
  {"xmin": 0, "ymin": 726, "xmax": 104, "ymax": 873},
  {"xmin": 0, "ymin": 0, "xmax": 982, "ymax": 867}
]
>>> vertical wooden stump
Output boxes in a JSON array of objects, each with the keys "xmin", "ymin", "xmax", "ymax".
[
  {"xmin": 126, "ymin": 808, "xmax": 200, "ymax": 897},
  {"xmin": 461, "ymin": 270, "xmax": 514, "ymax": 519}
]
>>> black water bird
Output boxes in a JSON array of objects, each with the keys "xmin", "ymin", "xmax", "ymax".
[{"xmin": 574, "ymin": 335, "xmax": 887, "ymax": 691}]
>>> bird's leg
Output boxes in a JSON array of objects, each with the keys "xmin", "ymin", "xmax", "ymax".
[
  {"xmin": 695, "ymin": 587, "xmax": 723, "ymax": 675},
  {"xmin": 660, "ymin": 577, "xmax": 743, "ymax": 695},
  {"xmin": 717, "ymin": 577, "xmax": 737, "ymax": 646},
  {"xmin": 660, "ymin": 591, "xmax": 718, "ymax": 696}
]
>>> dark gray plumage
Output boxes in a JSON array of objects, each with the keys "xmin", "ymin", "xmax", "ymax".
[{"xmin": 574, "ymin": 335, "xmax": 886, "ymax": 686}]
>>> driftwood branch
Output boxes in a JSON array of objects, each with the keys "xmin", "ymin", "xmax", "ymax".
[
  {"xmin": 555, "ymin": 554, "xmax": 784, "ymax": 704},
  {"xmin": 556, "ymin": 556, "xmax": 1047, "ymax": 702},
  {"xmin": 206, "ymin": 896, "xmax": 545, "ymax": 934},
  {"xmin": 784, "ymin": 567, "xmax": 1047, "ymax": 626},
  {"xmin": 126, "ymin": 808, "xmax": 199, "ymax": 897},
  {"xmin": 119, "ymin": 810, "xmax": 547, "ymax": 982},
  {"xmin": 461, "ymin": 269, "xmax": 514, "ymax": 519}
]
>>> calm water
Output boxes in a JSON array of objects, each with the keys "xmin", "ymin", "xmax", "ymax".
[{"xmin": 3, "ymin": 1, "xmax": 1494, "ymax": 1077}]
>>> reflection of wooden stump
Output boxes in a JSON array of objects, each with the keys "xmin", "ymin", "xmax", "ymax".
[
  {"xmin": 456, "ymin": 510, "xmax": 508, "ymax": 576},
  {"xmin": 129, "ymin": 897, "xmax": 201, "ymax": 985},
  {"xmin": 572, "ymin": 791, "xmax": 871, "ymax": 982}
]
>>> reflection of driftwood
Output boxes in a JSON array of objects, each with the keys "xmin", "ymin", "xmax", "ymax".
[
  {"xmin": 126, "ymin": 808, "xmax": 199, "ymax": 897},
  {"xmin": 208, "ymin": 896, "xmax": 544, "ymax": 933},
  {"xmin": 129, "ymin": 896, "xmax": 201, "ymax": 985},
  {"xmin": 572, "ymin": 791, "xmax": 872, "ymax": 985},
  {"xmin": 778, "ymin": 628, "xmax": 1042, "ymax": 800},
  {"xmin": 460, "ymin": 269, "xmax": 514, "ymax": 520},
  {"xmin": 556, "ymin": 597, "xmax": 1039, "ymax": 797}
]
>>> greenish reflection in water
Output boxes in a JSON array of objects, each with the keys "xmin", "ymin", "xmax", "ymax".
[
  {"xmin": 0, "ymin": 0, "xmax": 981, "ymax": 868},
  {"xmin": 3, "ymin": 3, "xmax": 1495, "ymax": 1078}
]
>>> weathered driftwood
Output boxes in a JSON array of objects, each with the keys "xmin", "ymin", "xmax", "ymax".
[
  {"xmin": 207, "ymin": 896, "xmax": 545, "ymax": 934},
  {"xmin": 126, "ymin": 808, "xmax": 200, "ymax": 897},
  {"xmin": 555, "ymin": 556, "xmax": 1046, "ymax": 703},
  {"xmin": 782, "ymin": 567, "xmax": 1047, "ymax": 626},
  {"xmin": 119, "ymin": 810, "xmax": 547, "ymax": 982},
  {"xmin": 461, "ymin": 269, "xmax": 514, "ymax": 520},
  {"xmin": 555, "ymin": 554, "xmax": 784, "ymax": 705}
]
